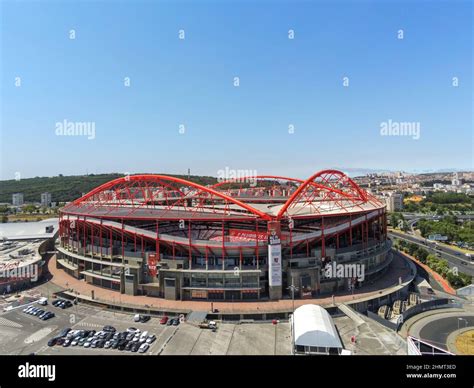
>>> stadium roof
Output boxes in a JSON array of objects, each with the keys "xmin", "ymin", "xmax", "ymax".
[
  {"xmin": 292, "ymin": 304, "xmax": 343, "ymax": 349},
  {"xmin": 62, "ymin": 169, "xmax": 384, "ymax": 220}
]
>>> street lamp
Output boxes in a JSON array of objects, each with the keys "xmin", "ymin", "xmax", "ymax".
[
  {"xmin": 458, "ymin": 317, "xmax": 468, "ymax": 331},
  {"xmin": 287, "ymin": 279, "xmax": 299, "ymax": 355}
]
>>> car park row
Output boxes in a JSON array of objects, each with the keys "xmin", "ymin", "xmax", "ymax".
[
  {"xmin": 22, "ymin": 305, "xmax": 55, "ymax": 321},
  {"xmin": 47, "ymin": 325, "xmax": 156, "ymax": 353}
]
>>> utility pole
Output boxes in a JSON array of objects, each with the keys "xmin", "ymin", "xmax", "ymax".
[{"xmin": 287, "ymin": 278, "xmax": 298, "ymax": 355}]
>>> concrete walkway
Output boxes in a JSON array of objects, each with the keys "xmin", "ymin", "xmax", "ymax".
[{"xmin": 46, "ymin": 253, "xmax": 413, "ymax": 314}]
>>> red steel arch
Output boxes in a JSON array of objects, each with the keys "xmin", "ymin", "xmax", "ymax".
[
  {"xmin": 276, "ymin": 169, "xmax": 370, "ymax": 220},
  {"xmin": 67, "ymin": 174, "xmax": 273, "ymax": 220}
]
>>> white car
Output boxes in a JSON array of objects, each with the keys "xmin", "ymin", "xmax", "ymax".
[
  {"xmin": 138, "ymin": 343, "xmax": 149, "ymax": 353},
  {"xmin": 84, "ymin": 341, "xmax": 91, "ymax": 348},
  {"xmin": 71, "ymin": 339, "xmax": 79, "ymax": 346},
  {"xmin": 140, "ymin": 331, "xmax": 148, "ymax": 338},
  {"xmin": 146, "ymin": 335, "xmax": 156, "ymax": 344},
  {"xmin": 104, "ymin": 341, "xmax": 112, "ymax": 349},
  {"xmin": 132, "ymin": 336, "xmax": 140, "ymax": 342},
  {"xmin": 37, "ymin": 297, "xmax": 48, "ymax": 306}
]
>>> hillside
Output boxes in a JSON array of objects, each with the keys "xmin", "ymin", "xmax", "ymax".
[{"xmin": 0, "ymin": 173, "xmax": 219, "ymax": 204}]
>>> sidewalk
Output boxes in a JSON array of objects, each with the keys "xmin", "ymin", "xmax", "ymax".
[{"xmin": 47, "ymin": 254, "xmax": 412, "ymax": 314}]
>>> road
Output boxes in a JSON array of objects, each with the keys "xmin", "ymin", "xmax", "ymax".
[
  {"xmin": 388, "ymin": 230, "xmax": 474, "ymax": 276},
  {"xmin": 418, "ymin": 315, "xmax": 474, "ymax": 351}
]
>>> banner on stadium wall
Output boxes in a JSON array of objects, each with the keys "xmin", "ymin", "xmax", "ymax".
[
  {"xmin": 267, "ymin": 221, "xmax": 282, "ymax": 287},
  {"xmin": 229, "ymin": 229, "xmax": 268, "ymax": 241},
  {"xmin": 148, "ymin": 254, "xmax": 158, "ymax": 277},
  {"xmin": 268, "ymin": 244, "xmax": 282, "ymax": 286}
]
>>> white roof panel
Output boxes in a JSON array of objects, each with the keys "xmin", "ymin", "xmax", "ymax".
[{"xmin": 292, "ymin": 304, "xmax": 342, "ymax": 349}]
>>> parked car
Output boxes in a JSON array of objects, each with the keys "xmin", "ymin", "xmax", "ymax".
[
  {"xmin": 103, "ymin": 325, "xmax": 116, "ymax": 332},
  {"xmin": 47, "ymin": 338, "xmax": 57, "ymax": 347},
  {"xmin": 127, "ymin": 327, "xmax": 140, "ymax": 334},
  {"xmin": 138, "ymin": 343, "xmax": 150, "ymax": 353},
  {"xmin": 78, "ymin": 338, "xmax": 87, "ymax": 346},
  {"xmin": 125, "ymin": 341, "xmax": 134, "ymax": 351},
  {"xmin": 172, "ymin": 318, "xmax": 180, "ymax": 326},
  {"xmin": 38, "ymin": 297, "xmax": 48, "ymax": 306},
  {"xmin": 59, "ymin": 328, "xmax": 71, "ymax": 337},
  {"xmin": 146, "ymin": 335, "xmax": 156, "ymax": 344},
  {"xmin": 140, "ymin": 315, "xmax": 151, "ymax": 323},
  {"xmin": 160, "ymin": 316, "xmax": 169, "ymax": 325},
  {"xmin": 83, "ymin": 341, "xmax": 92, "ymax": 348}
]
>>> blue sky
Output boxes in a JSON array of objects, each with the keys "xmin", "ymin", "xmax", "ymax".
[{"xmin": 1, "ymin": 0, "xmax": 472, "ymax": 180}]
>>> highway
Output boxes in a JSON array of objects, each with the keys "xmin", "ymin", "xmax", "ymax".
[{"xmin": 388, "ymin": 230, "xmax": 474, "ymax": 276}]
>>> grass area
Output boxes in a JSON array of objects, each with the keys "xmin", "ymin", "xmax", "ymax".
[{"xmin": 455, "ymin": 330, "xmax": 474, "ymax": 355}]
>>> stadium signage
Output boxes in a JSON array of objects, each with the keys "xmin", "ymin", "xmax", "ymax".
[
  {"xmin": 148, "ymin": 253, "xmax": 158, "ymax": 277},
  {"xmin": 268, "ymin": 221, "xmax": 282, "ymax": 286}
]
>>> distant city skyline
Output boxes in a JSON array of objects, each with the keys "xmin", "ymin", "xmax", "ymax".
[{"xmin": 1, "ymin": 0, "xmax": 472, "ymax": 180}]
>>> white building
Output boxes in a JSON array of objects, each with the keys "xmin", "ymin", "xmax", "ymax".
[
  {"xmin": 12, "ymin": 193, "xmax": 24, "ymax": 206},
  {"xmin": 451, "ymin": 172, "xmax": 461, "ymax": 187},
  {"xmin": 41, "ymin": 192, "xmax": 52, "ymax": 207},
  {"xmin": 385, "ymin": 192, "xmax": 404, "ymax": 212},
  {"xmin": 290, "ymin": 304, "xmax": 344, "ymax": 355}
]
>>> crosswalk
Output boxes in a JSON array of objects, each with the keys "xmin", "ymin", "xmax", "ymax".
[
  {"xmin": 74, "ymin": 321, "xmax": 103, "ymax": 329},
  {"xmin": 0, "ymin": 316, "xmax": 23, "ymax": 328}
]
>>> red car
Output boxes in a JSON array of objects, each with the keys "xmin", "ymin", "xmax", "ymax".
[{"xmin": 160, "ymin": 316, "xmax": 168, "ymax": 325}]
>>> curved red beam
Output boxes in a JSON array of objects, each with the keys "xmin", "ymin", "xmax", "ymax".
[
  {"xmin": 276, "ymin": 169, "xmax": 368, "ymax": 220},
  {"xmin": 67, "ymin": 174, "xmax": 273, "ymax": 221}
]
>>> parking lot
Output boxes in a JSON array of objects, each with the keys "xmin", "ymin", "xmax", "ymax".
[{"xmin": 0, "ymin": 298, "xmax": 292, "ymax": 355}]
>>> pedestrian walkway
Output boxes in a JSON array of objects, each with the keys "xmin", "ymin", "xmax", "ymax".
[
  {"xmin": 47, "ymin": 254, "xmax": 414, "ymax": 314},
  {"xmin": 0, "ymin": 316, "xmax": 23, "ymax": 328}
]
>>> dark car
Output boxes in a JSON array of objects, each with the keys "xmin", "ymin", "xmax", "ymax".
[
  {"xmin": 41, "ymin": 312, "xmax": 54, "ymax": 320},
  {"xmin": 47, "ymin": 338, "xmax": 57, "ymax": 347},
  {"xmin": 166, "ymin": 319, "xmax": 173, "ymax": 326},
  {"xmin": 172, "ymin": 318, "xmax": 180, "ymax": 326},
  {"xmin": 139, "ymin": 315, "xmax": 151, "ymax": 323},
  {"xmin": 56, "ymin": 338, "xmax": 65, "ymax": 346},
  {"xmin": 111, "ymin": 340, "xmax": 119, "ymax": 349},
  {"xmin": 64, "ymin": 301, "xmax": 73, "ymax": 308},
  {"xmin": 63, "ymin": 339, "xmax": 71, "ymax": 347},
  {"xmin": 118, "ymin": 341, "xmax": 127, "ymax": 351},
  {"xmin": 52, "ymin": 300, "xmax": 62, "ymax": 307},
  {"xmin": 59, "ymin": 328, "xmax": 71, "ymax": 337},
  {"xmin": 131, "ymin": 343, "xmax": 140, "ymax": 352},
  {"xmin": 88, "ymin": 330, "xmax": 96, "ymax": 338},
  {"xmin": 125, "ymin": 342, "xmax": 133, "ymax": 351},
  {"xmin": 103, "ymin": 325, "xmax": 116, "ymax": 332}
]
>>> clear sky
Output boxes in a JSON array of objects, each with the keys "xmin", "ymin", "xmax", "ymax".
[{"xmin": 1, "ymin": 0, "xmax": 472, "ymax": 180}]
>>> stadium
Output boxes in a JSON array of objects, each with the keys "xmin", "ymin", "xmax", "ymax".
[{"xmin": 57, "ymin": 169, "xmax": 391, "ymax": 301}]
